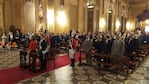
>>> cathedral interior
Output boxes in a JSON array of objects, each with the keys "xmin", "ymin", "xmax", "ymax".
[
  {"xmin": 0, "ymin": 0, "xmax": 148, "ymax": 33},
  {"xmin": 0, "ymin": 0, "xmax": 149, "ymax": 84}
]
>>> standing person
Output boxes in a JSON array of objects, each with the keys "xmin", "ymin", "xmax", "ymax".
[
  {"xmin": 39, "ymin": 34, "xmax": 47, "ymax": 70},
  {"xmin": 1, "ymin": 33, "xmax": 7, "ymax": 47},
  {"xmin": 44, "ymin": 32, "xmax": 51, "ymax": 58},
  {"xmin": 94, "ymin": 34, "xmax": 104, "ymax": 63},
  {"xmin": 137, "ymin": 30, "xmax": 143, "ymax": 45},
  {"xmin": 8, "ymin": 31, "xmax": 14, "ymax": 44},
  {"xmin": 72, "ymin": 35, "xmax": 78, "ymax": 51},
  {"xmin": 126, "ymin": 33, "xmax": 138, "ymax": 55},
  {"xmin": 81, "ymin": 35, "xmax": 93, "ymax": 65},
  {"xmin": 111, "ymin": 35, "xmax": 125, "ymax": 56},
  {"xmin": 75, "ymin": 34, "xmax": 81, "ymax": 51},
  {"xmin": 68, "ymin": 31, "xmax": 76, "ymax": 67},
  {"xmin": 28, "ymin": 35, "xmax": 37, "ymax": 52},
  {"xmin": 68, "ymin": 38, "xmax": 75, "ymax": 67},
  {"xmin": 94, "ymin": 34, "xmax": 104, "ymax": 53},
  {"xmin": 8, "ymin": 31, "xmax": 14, "ymax": 49},
  {"xmin": 103, "ymin": 35, "xmax": 113, "ymax": 54},
  {"xmin": 15, "ymin": 30, "xmax": 21, "ymax": 48},
  {"xmin": 28, "ymin": 35, "xmax": 38, "ymax": 70}
]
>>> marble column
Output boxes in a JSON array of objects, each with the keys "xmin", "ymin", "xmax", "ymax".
[
  {"xmin": 0, "ymin": 0, "xmax": 4, "ymax": 32},
  {"xmin": 78, "ymin": 0, "xmax": 84, "ymax": 33},
  {"xmin": 35, "ymin": 0, "xmax": 40, "ymax": 32}
]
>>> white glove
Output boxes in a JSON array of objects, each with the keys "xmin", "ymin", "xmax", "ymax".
[
  {"xmin": 45, "ymin": 45, "xmax": 50, "ymax": 53},
  {"xmin": 42, "ymin": 51, "xmax": 46, "ymax": 54}
]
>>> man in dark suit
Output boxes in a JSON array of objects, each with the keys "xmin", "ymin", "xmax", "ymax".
[
  {"xmin": 101, "ymin": 35, "xmax": 113, "ymax": 65},
  {"xmin": 8, "ymin": 31, "xmax": 14, "ymax": 43},
  {"xmin": 103, "ymin": 35, "xmax": 113, "ymax": 54},
  {"xmin": 39, "ymin": 34, "xmax": 48, "ymax": 70},
  {"xmin": 126, "ymin": 34, "xmax": 138, "ymax": 54}
]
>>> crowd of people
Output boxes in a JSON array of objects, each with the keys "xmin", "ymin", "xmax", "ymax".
[
  {"xmin": 0, "ymin": 30, "xmax": 21, "ymax": 49},
  {"xmin": 0, "ymin": 29, "xmax": 149, "ymax": 68}
]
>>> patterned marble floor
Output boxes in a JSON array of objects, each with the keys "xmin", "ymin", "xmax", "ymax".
[
  {"xmin": 0, "ymin": 49, "xmax": 149, "ymax": 84},
  {"xmin": 0, "ymin": 49, "xmax": 20, "ymax": 70}
]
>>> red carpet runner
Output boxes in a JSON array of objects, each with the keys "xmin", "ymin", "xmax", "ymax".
[{"xmin": 0, "ymin": 52, "xmax": 85, "ymax": 84}]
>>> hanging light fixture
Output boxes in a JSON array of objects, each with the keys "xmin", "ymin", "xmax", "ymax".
[
  {"xmin": 136, "ymin": 2, "xmax": 149, "ymax": 32},
  {"xmin": 137, "ymin": 4, "xmax": 149, "ymax": 21}
]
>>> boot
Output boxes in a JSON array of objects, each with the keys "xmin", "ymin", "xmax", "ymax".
[{"xmin": 71, "ymin": 59, "xmax": 75, "ymax": 67}]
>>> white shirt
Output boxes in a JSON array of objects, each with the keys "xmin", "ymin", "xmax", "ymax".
[{"xmin": 69, "ymin": 49, "xmax": 75, "ymax": 59}]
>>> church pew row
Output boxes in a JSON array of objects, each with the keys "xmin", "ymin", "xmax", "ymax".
[{"xmin": 87, "ymin": 52, "xmax": 141, "ymax": 80}]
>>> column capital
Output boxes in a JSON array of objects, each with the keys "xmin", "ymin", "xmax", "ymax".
[{"xmin": 0, "ymin": 0, "xmax": 4, "ymax": 6}]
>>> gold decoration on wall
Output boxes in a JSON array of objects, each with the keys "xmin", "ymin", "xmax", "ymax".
[{"xmin": 39, "ymin": 0, "xmax": 44, "ymax": 32}]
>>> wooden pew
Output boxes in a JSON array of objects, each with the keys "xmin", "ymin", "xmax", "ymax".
[
  {"xmin": 89, "ymin": 53, "xmax": 134, "ymax": 79},
  {"xmin": 138, "ymin": 44, "xmax": 149, "ymax": 55}
]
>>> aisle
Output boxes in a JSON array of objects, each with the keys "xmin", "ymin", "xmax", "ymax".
[{"xmin": 0, "ymin": 54, "xmax": 71, "ymax": 84}]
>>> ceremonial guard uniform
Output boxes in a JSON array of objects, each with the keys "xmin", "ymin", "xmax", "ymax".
[{"xmin": 39, "ymin": 34, "xmax": 48, "ymax": 70}]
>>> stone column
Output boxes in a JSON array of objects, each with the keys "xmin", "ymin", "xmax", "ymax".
[
  {"xmin": 47, "ymin": 0, "xmax": 54, "ymax": 33},
  {"xmin": 11, "ymin": 0, "xmax": 22, "ymax": 29},
  {"xmin": 0, "ymin": 0, "xmax": 4, "ymax": 32},
  {"xmin": 93, "ymin": 7, "xmax": 99, "ymax": 32},
  {"xmin": 42, "ymin": 0, "xmax": 48, "ymax": 30},
  {"xmin": 78, "ymin": 0, "xmax": 84, "ymax": 33},
  {"xmin": 20, "ymin": 0, "xmax": 25, "ymax": 33},
  {"xmin": 35, "ymin": 0, "xmax": 40, "ymax": 32},
  {"xmin": 84, "ymin": 5, "xmax": 88, "ymax": 33}
]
